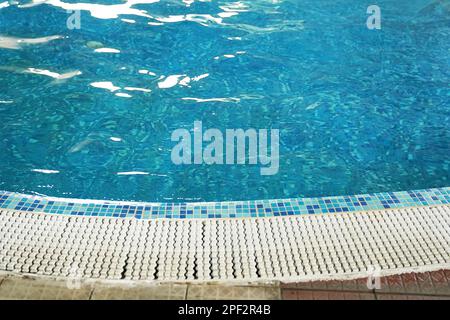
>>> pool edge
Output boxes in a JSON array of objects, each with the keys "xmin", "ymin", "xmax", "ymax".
[
  {"xmin": 1, "ymin": 204, "xmax": 449, "ymax": 283},
  {"xmin": 1, "ymin": 186, "xmax": 449, "ymax": 219}
]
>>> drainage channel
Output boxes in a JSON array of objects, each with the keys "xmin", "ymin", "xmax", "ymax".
[{"xmin": 0, "ymin": 205, "xmax": 449, "ymax": 282}]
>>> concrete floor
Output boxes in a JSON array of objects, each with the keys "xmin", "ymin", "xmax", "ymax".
[
  {"xmin": 0, "ymin": 275, "xmax": 281, "ymax": 300},
  {"xmin": 1, "ymin": 270, "xmax": 449, "ymax": 300}
]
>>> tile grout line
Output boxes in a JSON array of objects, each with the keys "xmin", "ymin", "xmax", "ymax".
[
  {"xmin": 184, "ymin": 285, "xmax": 189, "ymax": 300},
  {"xmin": 372, "ymin": 288, "xmax": 377, "ymax": 300},
  {"xmin": 88, "ymin": 287, "xmax": 95, "ymax": 300}
]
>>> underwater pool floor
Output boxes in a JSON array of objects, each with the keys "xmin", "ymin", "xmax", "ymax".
[{"xmin": 0, "ymin": 188, "xmax": 449, "ymax": 283}]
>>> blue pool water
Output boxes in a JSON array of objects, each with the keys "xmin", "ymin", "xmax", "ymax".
[{"xmin": 0, "ymin": 0, "xmax": 449, "ymax": 202}]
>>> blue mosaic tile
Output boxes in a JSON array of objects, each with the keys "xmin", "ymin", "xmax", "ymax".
[{"xmin": 0, "ymin": 187, "xmax": 448, "ymax": 220}]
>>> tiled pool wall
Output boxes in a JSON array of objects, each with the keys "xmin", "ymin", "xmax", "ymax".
[{"xmin": 0, "ymin": 187, "xmax": 448, "ymax": 220}]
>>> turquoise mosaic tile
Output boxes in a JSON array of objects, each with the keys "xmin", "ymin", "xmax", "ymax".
[{"xmin": 0, "ymin": 187, "xmax": 448, "ymax": 220}]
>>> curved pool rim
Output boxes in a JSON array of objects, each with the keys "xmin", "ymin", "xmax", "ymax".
[
  {"xmin": 1, "ymin": 187, "xmax": 449, "ymax": 283},
  {"xmin": 1, "ymin": 187, "xmax": 448, "ymax": 220}
]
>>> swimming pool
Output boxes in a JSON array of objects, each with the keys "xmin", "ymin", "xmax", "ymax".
[
  {"xmin": 0, "ymin": 1, "xmax": 450, "ymax": 286},
  {"xmin": 0, "ymin": 0, "xmax": 449, "ymax": 203}
]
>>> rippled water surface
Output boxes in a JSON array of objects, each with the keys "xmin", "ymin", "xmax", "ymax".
[{"xmin": 0, "ymin": 0, "xmax": 449, "ymax": 202}]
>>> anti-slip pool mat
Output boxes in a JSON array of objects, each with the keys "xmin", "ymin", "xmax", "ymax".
[{"xmin": 1, "ymin": 204, "xmax": 449, "ymax": 282}]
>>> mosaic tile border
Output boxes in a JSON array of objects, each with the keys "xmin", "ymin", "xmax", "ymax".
[{"xmin": 0, "ymin": 187, "xmax": 449, "ymax": 220}]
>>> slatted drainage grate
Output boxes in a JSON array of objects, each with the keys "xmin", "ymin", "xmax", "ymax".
[{"xmin": 0, "ymin": 205, "xmax": 449, "ymax": 282}]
